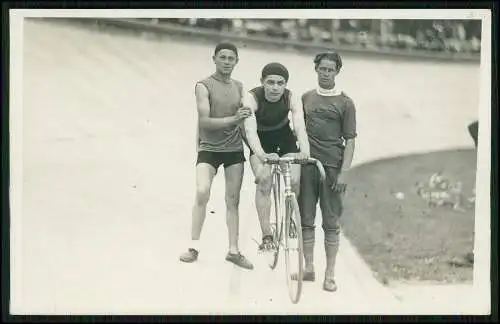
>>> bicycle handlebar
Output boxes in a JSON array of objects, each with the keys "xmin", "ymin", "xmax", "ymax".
[{"xmin": 264, "ymin": 156, "xmax": 327, "ymax": 182}]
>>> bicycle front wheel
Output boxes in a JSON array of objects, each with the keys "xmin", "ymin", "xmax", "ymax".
[{"xmin": 284, "ymin": 193, "xmax": 304, "ymax": 304}]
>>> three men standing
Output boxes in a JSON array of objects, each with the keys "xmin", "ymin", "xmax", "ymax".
[{"xmin": 180, "ymin": 43, "xmax": 358, "ymax": 294}]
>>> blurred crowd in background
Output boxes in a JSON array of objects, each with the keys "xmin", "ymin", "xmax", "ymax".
[{"xmin": 143, "ymin": 18, "xmax": 481, "ymax": 55}]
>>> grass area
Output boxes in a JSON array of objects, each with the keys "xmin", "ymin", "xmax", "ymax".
[{"xmin": 341, "ymin": 148, "xmax": 477, "ymax": 285}]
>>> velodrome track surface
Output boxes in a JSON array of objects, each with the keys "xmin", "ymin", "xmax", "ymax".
[{"xmin": 13, "ymin": 19, "xmax": 481, "ymax": 315}]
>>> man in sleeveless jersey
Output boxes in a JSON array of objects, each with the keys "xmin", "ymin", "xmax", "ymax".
[
  {"xmin": 242, "ymin": 62, "xmax": 311, "ymax": 252},
  {"xmin": 179, "ymin": 43, "xmax": 254, "ymax": 270},
  {"xmin": 299, "ymin": 51, "xmax": 357, "ymax": 292}
]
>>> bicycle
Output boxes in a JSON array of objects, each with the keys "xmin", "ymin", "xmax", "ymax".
[{"xmin": 264, "ymin": 155, "xmax": 326, "ymax": 304}]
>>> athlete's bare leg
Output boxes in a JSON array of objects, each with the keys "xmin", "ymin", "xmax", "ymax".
[
  {"xmin": 222, "ymin": 161, "xmax": 254, "ymax": 269},
  {"xmin": 250, "ymin": 154, "xmax": 273, "ymax": 239},
  {"xmin": 191, "ymin": 163, "xmax": 217, "ymax": 241},
  {"xmin": 224, "ymin": 162, "xmax": 245, "ymax": 254},
  {"xmin": 180, "ymin": 162, "xmax": 217, "ymax": 262}
]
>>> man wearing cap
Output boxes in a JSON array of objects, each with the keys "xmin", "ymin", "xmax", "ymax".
[
  {"xmin": 242, "ymin": 62, "xmax": 311, "ymax": 252},
  {"xmin": 299, "ymin": 51, "xmax": 357, "ymax": 292},
  {"xmin": 179, "ymin": 42, "xmax": 254, "ymax": 270}
]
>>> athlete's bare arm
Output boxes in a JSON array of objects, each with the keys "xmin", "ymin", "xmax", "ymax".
[
  {"xmin": 196, "ymin": 83, "xmax": 250, "ymax": 130},
  {"xmin": 242, "ymin": 92, "xmax": 266, "ymax": 157},
  {"xmin": 289, "ymin": 92, "xmax": 311, "ymax": 156}
]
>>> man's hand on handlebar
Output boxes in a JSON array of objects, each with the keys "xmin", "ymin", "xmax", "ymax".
[
  {"xmin": 260, "ymin": 154, "xmax": 327, "ymax": 183},
  {"xmin": 294, "ymin": 151, "xmax": 310, "ymax": 163},
  {"xmin": 258, "ymin": 152, "xmax": 280, "ymax": 164}
]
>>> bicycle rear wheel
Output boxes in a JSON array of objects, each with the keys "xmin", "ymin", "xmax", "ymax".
[
  {"xmin": 284, "ymin": 193, "xmax": 304, "ymax": 304},
  {"xmin": 269, "ymin": 169, "xmax": 283, "ymax": 270}
]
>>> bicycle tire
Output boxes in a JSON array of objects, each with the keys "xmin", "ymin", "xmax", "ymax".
[
  {"xmin": 284, "ymin": 193, "xmax": 304, "ymax": 304},
  {"xmin": 269, "ymin": 169, "xmax": 283, "ymax": 270}
]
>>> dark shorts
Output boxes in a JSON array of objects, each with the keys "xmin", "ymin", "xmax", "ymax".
[
  {"xmin": 247, "ymin": 126, "xmax": 299, "ymax": 157},
  {"xmin": 196, "ymin": 151, "xmax": 246, "ymax": 170}
]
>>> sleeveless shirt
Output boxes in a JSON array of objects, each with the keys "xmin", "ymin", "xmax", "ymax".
[
  {"xmin": 249, "ymin": 86, "xmax": 291, "ymax": 132},
  {"xmin": 197, "ymin": 74, "xmax": 244, "ymax": 152}
]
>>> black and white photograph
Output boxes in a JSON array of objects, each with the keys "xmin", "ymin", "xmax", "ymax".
[{"xmin": 8, "ymin": 9, "xmax": 492, "ymax": 315}]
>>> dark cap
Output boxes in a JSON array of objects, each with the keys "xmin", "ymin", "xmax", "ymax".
[
  {"xmin": 214, "ymin": 42, "xmax": 238, "ymax": 57},
  {"xmin": 261, "ymin": 62, "xmax": 289, "ymax": 82}
]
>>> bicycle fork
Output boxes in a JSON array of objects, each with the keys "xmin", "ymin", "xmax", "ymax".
[{"xmin": 279, "ymin": 163, "xmax": 298, "ymax": 239}]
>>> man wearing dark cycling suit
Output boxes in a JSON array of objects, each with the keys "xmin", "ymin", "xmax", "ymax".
[{"xmin": 242, "ymin": 62, "xmax": 310, "ymax": 251}]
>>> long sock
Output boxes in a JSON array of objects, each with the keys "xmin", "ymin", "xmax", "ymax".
[
  {"xmin": 325, "ymin": 230, "xmax": 340, "ymax": 279},
  {"xmin": 302, "ymin": 227, "xmax": 315, "ymax": 272}
]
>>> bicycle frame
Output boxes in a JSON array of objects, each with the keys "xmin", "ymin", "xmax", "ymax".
[
  {"xmin": 266, "ymin": 157, "xmax": 325, "ymax": 304},
  {"xmin": 269, "ymin": 159, "xmax": 296, "ymax": 249}
]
